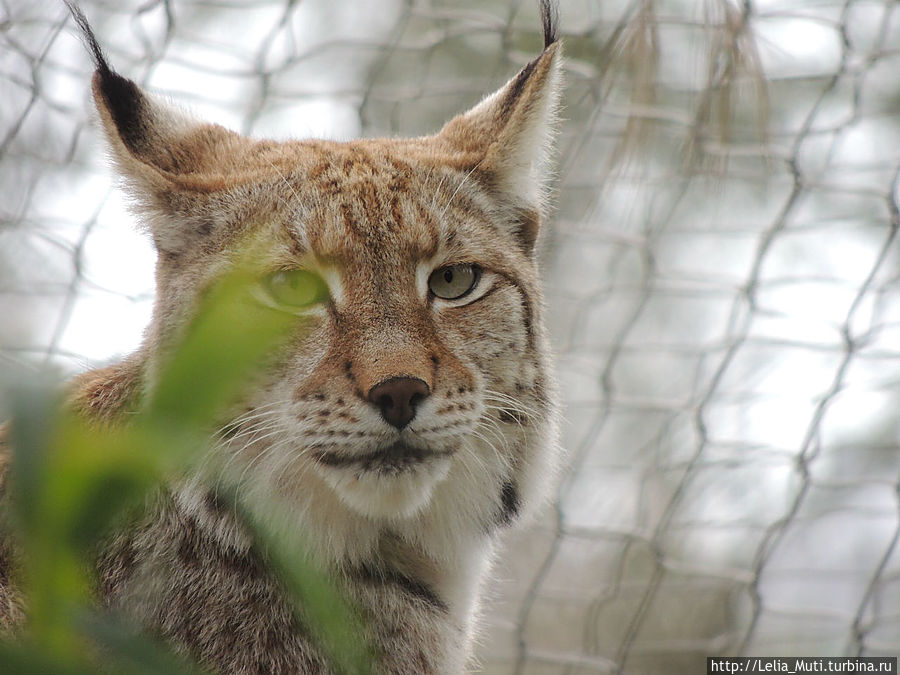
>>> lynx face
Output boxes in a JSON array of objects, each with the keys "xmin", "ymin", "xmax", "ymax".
[
  {"xmin": 218, "ymin": 143, "xmax": 552, "ymax": 520},
  {"xmin": 76, "ymin": 1, "xmax": 562, "ymax": 554}
]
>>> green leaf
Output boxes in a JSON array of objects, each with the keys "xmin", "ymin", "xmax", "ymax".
[
  {"xmin": 81, "ymin": 611, "xmax": 206, "ymax": 675},
  {"xmin": 145, "ymin": 265, "xmax": 297, "ymax": 432},
  {"xmin": 2, "ymin": 249, "xmax": 375, "ymax": 672},
  {"xmin": 0, "ymin": 641, "xmax": 94, "ymax": 675}
]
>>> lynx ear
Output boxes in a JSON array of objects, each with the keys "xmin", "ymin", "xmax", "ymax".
[
  {"xmin": 67, "ymin": 2, "xmax": 246, "ymax": 253},
  {"xmin": 436, "ymin": 3, "xmax": 562, "ymax": 251},
  {"xmin": 90, "ymin": 70, "xmax": 244, "ymax": 188}
]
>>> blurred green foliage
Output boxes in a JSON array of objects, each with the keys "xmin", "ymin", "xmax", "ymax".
[{"xmin": 1, "ymin": 258, "xmax": 373, "ymax": 673}]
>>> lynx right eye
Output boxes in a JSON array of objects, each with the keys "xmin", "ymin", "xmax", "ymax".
[
  {"xmin": 428, "ymin": 264, "xmax": 481, "ymax": 300},
  {"xmin": 263, "ymin": 270, "xmax": 328, "ymax": 308}
]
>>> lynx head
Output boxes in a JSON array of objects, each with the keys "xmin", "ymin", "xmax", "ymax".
[{"xmin": 70, "ymin": 3, "xmax": 562, "ymax": 542}]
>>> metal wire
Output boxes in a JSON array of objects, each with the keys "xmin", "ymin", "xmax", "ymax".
[{"xmin": 2, "ymin": 1, "xmax": 899, "ymax": 672}]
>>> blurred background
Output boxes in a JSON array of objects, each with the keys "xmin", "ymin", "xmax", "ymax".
[{"xmin": 1, "ymin": 0, "xmax": 899, "ymax": 672}]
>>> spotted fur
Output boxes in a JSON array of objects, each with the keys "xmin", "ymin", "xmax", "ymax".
[{"xmin": 0, "ymin": 2, "xmax": 563, "ymax": 672}]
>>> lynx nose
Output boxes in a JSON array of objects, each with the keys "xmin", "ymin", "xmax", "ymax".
[{"xmin": 367, "ymin": 377, "xmax": 430, "ymax": 429}]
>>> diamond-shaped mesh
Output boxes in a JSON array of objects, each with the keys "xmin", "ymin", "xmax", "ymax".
[{"xmin": 2, "ymin": 1, "xmax": 899, "ymax": 673}]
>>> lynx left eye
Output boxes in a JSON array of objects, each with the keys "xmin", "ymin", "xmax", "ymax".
[
  {"xmin": 263, "ymin": 270, "xmax": 328, "ymax": 308},
  {"xmin": 428, "ymin": 264, "xmax": 481, "ymax": 300}
]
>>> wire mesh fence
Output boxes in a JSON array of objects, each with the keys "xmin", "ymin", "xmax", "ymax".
[{"xmin": 2, "ymin": 0, "xmax": 899, "ymax": 673}]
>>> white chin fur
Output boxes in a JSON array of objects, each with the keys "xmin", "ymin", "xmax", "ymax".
[{"xmin": 318, "ymin": 456, "xmax": 453, "ymax": 520}]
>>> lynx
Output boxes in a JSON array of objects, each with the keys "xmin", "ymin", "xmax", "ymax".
[{"xmin": 0, "ymin": 1, "xmax": 562, "ymax": 672}]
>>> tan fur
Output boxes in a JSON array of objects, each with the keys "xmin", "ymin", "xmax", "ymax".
[{"xmin": 1, "ymin": 3, "xmax": 563, "ymax": 672}]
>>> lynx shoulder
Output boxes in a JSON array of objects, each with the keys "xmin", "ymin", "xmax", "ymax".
[{"xmin": 1, "ymin": 1, "xmax": 563, "ymax": 671}]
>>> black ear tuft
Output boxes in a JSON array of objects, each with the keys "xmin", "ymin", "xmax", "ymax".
[
  {"xmin": 63, "ymin": 1, "xmax": 110, "ymax": 75},
  {"xmin": 539, "ymin": 0, "xmax": 559, "ymax": 50},
  {"xmin": 64, "ymin": 1, "xmax": 148, "ymax": 153}
]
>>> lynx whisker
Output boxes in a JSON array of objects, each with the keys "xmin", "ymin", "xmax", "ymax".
[
  {"xmin": 456, "ymin": 438, "xmax": 491, "ymax": 483},
  {"xmin": 467, "ymin": 427, "xmax": 507, "ymax": 465},
  {"xmin": 475, "ymin": 413, "xmax": 508, "ymax": 448},
  {"xmin": 217, "ymin": 418, "xmax": 285, "ymax": 456},
  {"xmin": 216, "ymin": 417, "xmax": 280, "ymax": 447},
  {"xmin": 263, "ymin": 155, "xmax": 307, "ymax": 208},
  {"xmin": 483, "ymin": 389, "xmax": 541, "ymax": 419},
  {"xmin": 203, "ymin": 413, "xmax": 289, "ymax": 478},
  {"xmin": 218, "ymin": 419, "xmax": 290, "ymax": 478},
  {"xmin": 437, "ymin": 162, "xmax": 483, "ymax": 223},
  {"xmin": 429, "ymin": 172, "xmax": 448, "ymax": 212},
  {"xmin": 213, "ymin": 402, "xmax": 288, "ymax": 438},
  {"xmin": 234, "ymin": 431, "xmax": 295, "ymax": 486}
]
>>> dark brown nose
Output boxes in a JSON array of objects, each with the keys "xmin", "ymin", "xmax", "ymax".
[{"xmin": 367, "ymin": 377, "xmax": 430, "ymax": 429}]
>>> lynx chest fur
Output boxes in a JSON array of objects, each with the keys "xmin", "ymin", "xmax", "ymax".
[{"xmin": 1, "ymin": 2, "xmax": 563, "ymax": 672}]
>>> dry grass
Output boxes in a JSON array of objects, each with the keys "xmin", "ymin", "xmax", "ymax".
[{"xmin": 572, "ymin": 0, "xmax": 771, "ymax": 174}]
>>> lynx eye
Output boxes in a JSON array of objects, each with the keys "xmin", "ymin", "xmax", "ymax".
[
  {"xmin": 428, "ymin": 264, "xmax": 481, "ymax": 300},
  {"xmin": 263, "ymin": 269, "xmax": 328, "ymax": 308}
]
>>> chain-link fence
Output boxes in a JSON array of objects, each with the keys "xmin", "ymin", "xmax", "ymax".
[{"xmin": 2, "ymin": 0, "xmax": 900, "ymax": 673}]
